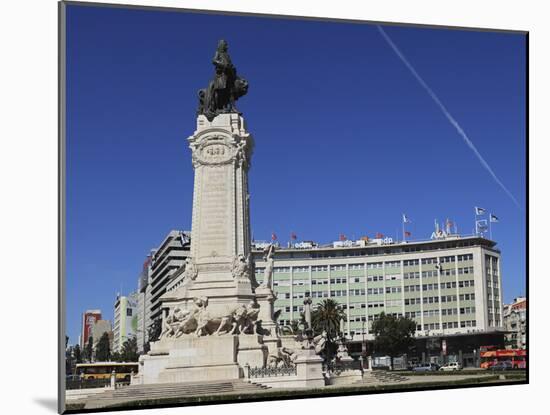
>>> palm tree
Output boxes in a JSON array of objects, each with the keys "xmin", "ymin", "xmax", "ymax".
[{"xmin": 311, "ymin": 299, "xmax": 346, "ymax": 341}]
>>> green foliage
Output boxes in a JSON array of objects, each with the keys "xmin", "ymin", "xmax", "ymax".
[
  {"xmin": 310, "ymin": 299, "xmax": 347, "ymax": 362},
  {"xmin": 120, "ymin": 336, "xmax": 139, "ymax": 362},
  {"xmin": 311, "ymin": 299, "xmax": 346, "ymax": 341},
  {"xmin": 371, "ymin": 312, "xmax": 416, "ymax": 367},
  {"xmin": 84, "ymin": 336, "xmax": 94, "ymax": 362},
  {"xmin": 73, "ymin": 344, "xmax": 82, "ymax": 364},
  {"xmin": 110, "ymin": 351, "xmax": 122, "ymax": 362},
  {"xmin": 95, "ymin": 332, "xmax": 111, "ymax": 362}
]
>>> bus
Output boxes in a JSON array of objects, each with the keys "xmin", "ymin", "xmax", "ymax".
[
  {"xmin": 479, "ymin": 348, "xmax": 526, "ymax": 369},
  {"xmin": 75, "ymin": 362, "xmax": 139, "ymax": 381}
]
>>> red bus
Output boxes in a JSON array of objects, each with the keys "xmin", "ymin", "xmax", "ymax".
[{"xmin": 480, "ymin": 348, "xmax": 526, "ymax": 369}]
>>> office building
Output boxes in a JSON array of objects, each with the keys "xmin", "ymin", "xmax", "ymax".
[
  {"xmin": 80, "ymin": 309, "xmax": 101, "ymax": 348},
  {"xmin": 113, "ymin": 292, "xmax": 139, "ymax": 352},
  {"xmin": 136, "ymin": 230, "xmax": 191, "ymax": 351},
  {"xmin": 252, "ymin": 234, "xmax": 504, "ymax": 343},
  {"xmin": 503, "ymin": 296, "xmax": 526, "ymax": 349},
  {"xmin": 91, "ymin": 319, "xmax": 112, "ymax": 351}
]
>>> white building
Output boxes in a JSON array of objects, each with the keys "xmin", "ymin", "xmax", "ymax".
[
  {"xmin": 503, "ymin": 296, "xmax": 526, "ymax": 349},
  {"xmin": 113, "ymin": 292, "xmax": 139, "ymax": 352},
  {"xmin": 252, "ymin": 234, "xmax": 504, "ymax": 343},
  {"xmin": 136, "ymin": 230, "xmax": 191, "ymax": 352}
]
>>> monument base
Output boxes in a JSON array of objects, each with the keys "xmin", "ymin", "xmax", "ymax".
[{"xmin": 139, "ymin": 334, "xmax": 275, "ymax": 384}]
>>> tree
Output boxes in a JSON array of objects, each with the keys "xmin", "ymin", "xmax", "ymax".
[
  {"xmin": 84, "ymin": 336, "xmax": 94, "ymax": 362},
  {"xmin": 73, "ymin": 344, "xmax": 82, "ymax": 364},
  {"xmin": 311, "ymin": 299, "xmax": 347, "ymax": 362},
  {"xmin": 65, "ymin": 346, "xmax": 74, "ymax": 375},
  {"xmin": 371, "ymin": 312, "xmax": 417, "ymax": 369},
  {"xmin": 311, "ymin": 299, "xmax": 346, "ymax": 341},
  {"xmin": 120, "ymin": 336, "xmax": 139, "ymax": 362},
  {"xmin": 95, "ymin": 333, "xmax": 111, "ymax": 362},
  {"xmin": 110, "ymin": 351, "xmax": 122, "ymax": 362}
]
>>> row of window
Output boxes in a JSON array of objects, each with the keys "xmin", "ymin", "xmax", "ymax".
[
  {"xmin": 261, "ymin": 253, "xmax": 477, "ymax": 273},
  {"xmin": 279, "ymin": 276, "xmax": 476, "ymax": 289},
  {"xmin": 405, "ymin": 272, "xmax": 421, "ymax": 279},
  {"xmin": 311, "ymin": 291, "xmax": 330, "ymax": 298},
  {"xmin": 386, "ymin": 299, "xmax": 402, "ymax": 307},
  {"xmin": 268, "ymin": 263, "xmax": 477, "ymax": 277}
]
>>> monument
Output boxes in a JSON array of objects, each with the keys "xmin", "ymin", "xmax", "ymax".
[{"xmin": 136, "ymin": 40, "xmax": 293, "ymax": 385}]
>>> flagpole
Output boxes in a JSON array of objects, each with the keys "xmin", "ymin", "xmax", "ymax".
[{"xmin": 489, "ymin": 217, "xmax": 492, "ymax": 240}]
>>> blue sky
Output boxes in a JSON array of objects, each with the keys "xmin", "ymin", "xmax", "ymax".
[{"xmin": 65, "ymin": 5, "xmax": 526, "ymax": 344}]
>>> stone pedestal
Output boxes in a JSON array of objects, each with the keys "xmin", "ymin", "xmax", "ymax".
[
  {"xmin": 157, "ymin": 336, "xmax": 241, "ymax": 383},
  {"xmin": 255, "ymin": 286, "xmax": 278, "ymax": 336},
  {"xmin": 329, "ymin": 356, "xmax": 363, "ymax": 386},
  {"xmin": 294, "ymin": 349, "xmax": 325, "ymax": 388},
  {"xmin": 237, "ymin": 335, "xmax": 267, "ymax": 368},
  {"xmin": 366, "ymin": 356, "xmax": 373, "ymax": 371}
]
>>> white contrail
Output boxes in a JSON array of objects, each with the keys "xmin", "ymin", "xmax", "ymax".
[{"xmin": 376, "ymin": 25, "xmax": 522, "ymax": 210}]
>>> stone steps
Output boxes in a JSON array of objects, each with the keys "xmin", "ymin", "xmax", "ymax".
[{"xmin": 82, "ymin": 380, "xmax": 269, "ymax": 409}]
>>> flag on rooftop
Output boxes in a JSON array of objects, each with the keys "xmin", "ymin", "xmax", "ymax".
[
  {"xmin": 402, "ymin": 214, "xmax": 411, "ymax": 224},
  {"xmin": 271, "ymin": 232, "xmax": 277, "ymax": 241},
  {"xmin": 476, "ymin": 220, "xmax": 489, "ymax": 233},
  {"xmin": 405, "ymin": 231, "xmax": 411, "ymax": 237},
  {"xmin": 375, "ymin": 232, "xmax": 384, "ymax": 239},
  {"xmin": 339, "ymin": 234, "xmax": 347, "ymax": 241},
  {"xmin": 490, "ymin": 214, "xmax": 499, "ymax": 223},
  {"xmin": 290, "ymin": 232, "xmax": 297, "ymax": 240},
  {"xmin": 475, "ymin": 206, "xmax": 486, "ymax": 215}
]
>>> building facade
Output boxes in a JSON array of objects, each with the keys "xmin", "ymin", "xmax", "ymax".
[
  {"xmin": 136, "ymin": 230, "xmax": 191, "ymax": 352},
  {"xmin": 80, "ymin": 309, "xmax": 101, "ymax": 348},
  {"xmin": 135, "ymin": 232, "xmax": 505, "ymax": 363},
  {"xmin": 252, "ymin": 235, "xmax": 504, "ymax": 343},
  {"xmin": 503, "ymin": 296, "xmax": 526, "ymax": 349},
  {"xmin": 113, "ymin": 292, "xmax": 139, "ymax": 352},
  {"xmin": 136, "ymin": 260, "xmax": 150, "ymax": 353},
  {"xmin": 91, "ymin": 319, "xmax": 112, "ymax": 354}
]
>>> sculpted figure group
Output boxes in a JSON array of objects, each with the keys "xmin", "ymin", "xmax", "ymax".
[
  {"xmin": 160, "ymin": 297, "xmax": 261, "ymax": 339},
  {"xmin": 231, "ymin": 254, "xmax": 251, "ymax": 280}
]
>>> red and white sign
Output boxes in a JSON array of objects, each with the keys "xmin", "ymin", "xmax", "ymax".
[{"xmin": 81, "ymin": 311, "xmax": 101, "ymax": 347}]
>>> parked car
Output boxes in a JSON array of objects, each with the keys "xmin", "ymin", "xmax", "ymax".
[
  {"xmin": 490, "ymin": 361, "xmax": 513, "ymax": 371},
  {"xmin": 412, "ymin": 363, "xmax": 439, "ymax": 372},
  {"xmin": 439, "ymin": 362, "xmax": 463, "ymax": 371}
]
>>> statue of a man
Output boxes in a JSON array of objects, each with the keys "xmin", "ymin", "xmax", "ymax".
[
  {"xmin": 261, "ymin": 244, "xmax": 275, "ymax": 288},
  {"xmin": 198, "ymin": 40, "xmax": 248, "ymax": 120}
]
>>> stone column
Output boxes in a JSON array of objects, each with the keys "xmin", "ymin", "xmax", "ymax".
[
  {"xmin": 162, "ymin": 113, "xmax": 257, "ymax": 313},
  {"xmin": 304, "ymin": 296, "xmax": 312, "ymax": 329}
]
